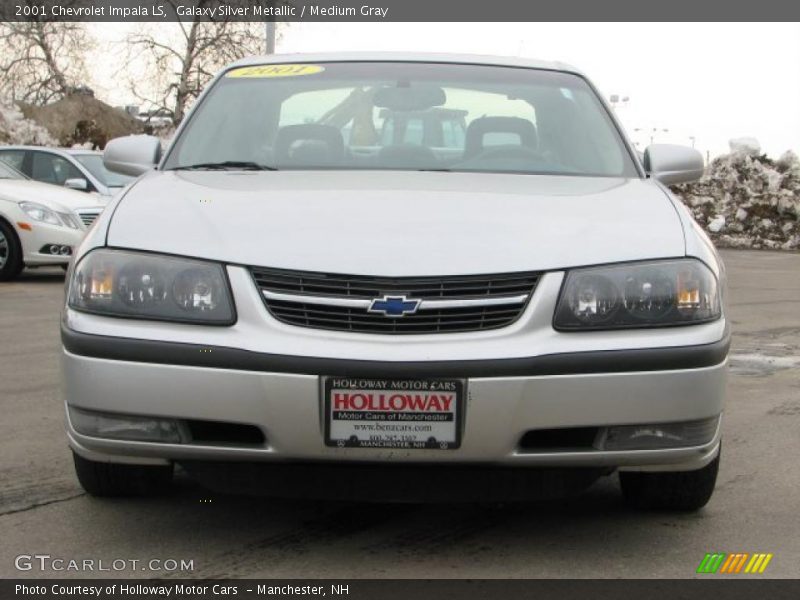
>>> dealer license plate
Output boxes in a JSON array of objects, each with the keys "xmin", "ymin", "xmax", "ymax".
[{"xmin": 323, "ymin": 377, "xmax": 463, "ymax": 450}]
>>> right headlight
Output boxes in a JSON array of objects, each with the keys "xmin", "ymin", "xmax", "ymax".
[
  {"xmin": 553, "ymin": 259, "xmax": 720, "ymax": 330},
  {"xmin": 68, "ymin": 249, "xmax": 235, "ymax": 324}
]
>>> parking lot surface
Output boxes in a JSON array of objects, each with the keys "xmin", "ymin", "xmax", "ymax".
[{"xmin": 1, "ymin": 249, "xmax": 798, "ymax": 578}]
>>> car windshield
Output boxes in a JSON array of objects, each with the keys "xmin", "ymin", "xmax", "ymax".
[
  {"xmin": 0, "ymin": 160, "xmax": 26, "ymax": 179},
  {"xmin": 73, "ymin": 154, "xmax": 136, "ymax": 187},
  {"xmin": 164, "ymin": 61, "xmax": 638, "ymax": 177}
]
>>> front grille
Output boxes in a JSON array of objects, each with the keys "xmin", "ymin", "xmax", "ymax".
[
  {"xmin": 251, "ymin": 267, "xmax": 540, "ymax": 334},
  {"xmin": 78, "ymin": 210, "xmax": 101, "ymax": 228}
]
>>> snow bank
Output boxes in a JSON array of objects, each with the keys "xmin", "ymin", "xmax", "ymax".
[
  {"xmin": 0, "ymin": 104, "xmax": 57, "ymax": 146},
  {"xmin": 672, "ymin": 142, "xmax": 800, "ymax": 251}
]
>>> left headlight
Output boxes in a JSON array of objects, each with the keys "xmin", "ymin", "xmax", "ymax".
[
  {"xmin": 20, "ymin": 201, "xmax": 79, "ymax": 229},
  {"xmin": 68, "ymin": 249, "xmax": 235, "ymax": 324},
  {"xmin": 554, "ymin": 259, "xmax": 720, "ymax": 330}
]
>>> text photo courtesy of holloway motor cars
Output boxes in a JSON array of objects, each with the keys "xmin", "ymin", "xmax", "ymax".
[{"xmin": 1, "ymin": 1, "xmax": 799, "ymax": 597}]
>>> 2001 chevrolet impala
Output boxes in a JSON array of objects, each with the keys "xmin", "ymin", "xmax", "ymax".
[{"xmin": 61, "ymin": 53, "xmax": 728, "ymax": 509}]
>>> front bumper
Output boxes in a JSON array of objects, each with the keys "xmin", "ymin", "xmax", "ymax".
[
  {"xmin": 62, "ymin": 331, "xmax": 726, "ymax": 473},
  {"xmin": 61, "ymin": 266, "xmax": 728, "ymax": 474},
  {"xmin": 19, "ymin": 221, "xmax": 84, "ymax": 266}
]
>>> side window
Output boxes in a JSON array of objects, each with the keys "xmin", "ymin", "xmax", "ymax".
[
  {"xmin": 279, "ymin": 88, "xmax": 353, "ymax": 127},
  {"xmin": 402, "ymin": 119, "xmax": 424, "ymax": 145},
  {"xmin": 380, "ymin": 119, "xmax": 394, "ymax": 145},
  {"xmin": 441, "ymin": 120, "xmax": 465, "ymax": 149},
  {"xmin": 0, "ymin": 150, "xmax": 25, "ymax": 172},
  {"xmin": 31, "ymin": 153, "xmax": 83, "ymax": 186}
]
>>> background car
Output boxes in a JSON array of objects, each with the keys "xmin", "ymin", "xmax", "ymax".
[
  {"xmin": 0, "ymin": 146, "xmax": 135, "ymax": 208},
  {"xmin": 0, "ymin": 160, "xmax": 104, "ymax": 280}
]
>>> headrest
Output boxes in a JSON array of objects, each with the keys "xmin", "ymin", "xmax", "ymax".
[
  {"xmin": 274, "ymin": 124, "xmax": 345, "ymax": 166},
  {"xmin": 463, "ymin": 117, "xmax": 538, "ymax": 159}
]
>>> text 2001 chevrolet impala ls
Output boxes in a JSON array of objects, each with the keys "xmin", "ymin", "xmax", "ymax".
[{"xmin": 61, "ymin": 54, "xmax": 727, "ymax": 509}]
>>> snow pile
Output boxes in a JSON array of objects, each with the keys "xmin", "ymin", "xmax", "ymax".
[
  {"xmin": 728, "ymin": 137, "xmax": 761, "ymax": 156},
  {"xmin": 672, "ymin": 142, "xmax": 800, "ymax": 250},
  {"xmin": 0, "ymin": 104, "xmax": 57, "ymax": 146}
]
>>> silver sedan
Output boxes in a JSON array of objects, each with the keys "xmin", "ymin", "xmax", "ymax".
[{"xmin": 61, "ymin": 53, "xmax": 726, "ymax": 509}]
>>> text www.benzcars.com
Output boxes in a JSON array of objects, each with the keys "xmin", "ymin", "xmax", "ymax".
[{"xmin": 353, "ymin": 422, "xmax": 433, "ymax": 433}]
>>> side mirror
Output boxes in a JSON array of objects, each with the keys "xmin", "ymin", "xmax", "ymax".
[
  {"xmin": 64, "ymin": 177, "xmax": 89, "ymax": 191},
  {"xmin": 643, "ymin": 144, "xmax": 704, "ymax": 185},
  {"xmin": 103, "ymin": 134, "xmax": 162, "ymax": 177}
]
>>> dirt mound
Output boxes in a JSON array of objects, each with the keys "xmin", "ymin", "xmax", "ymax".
[{"xmin": 18, "ymin": 95, "xmax": 142, "ymax": 149}]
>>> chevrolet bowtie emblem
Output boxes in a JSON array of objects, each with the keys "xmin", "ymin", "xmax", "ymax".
[{"xmin": 367, "ymin": 295, "xmax": 422, "ymax": 317}]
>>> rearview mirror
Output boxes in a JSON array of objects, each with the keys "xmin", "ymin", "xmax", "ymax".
[
  {"xmin": 643, "ymin": 144, "xmax": 704, "ymax": 185},
  {"xmin": 64, "ymin": 178, "xmax": 88, "ymax": 191},
  {"xmin": 373, "ymin": 84, "xmax": 446, "ymax": 112},
  {"xmin": 104, "ymin": 135, "xmax": 162, "ymax": 177}
]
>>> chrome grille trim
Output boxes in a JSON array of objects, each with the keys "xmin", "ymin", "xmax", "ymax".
[
  {"xmin": 251, "ymin": 268, "xmax": 540, "ymax": 335},
  {"xmin": 77, "ymin": 210, "xmax": 101, "ymax": 228},
  {"xmin": 261, "ymin": 289, "xmax": 530, "ymax": 310}
]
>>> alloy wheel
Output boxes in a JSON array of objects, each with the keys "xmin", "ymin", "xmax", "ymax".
[{"xmin": 0, "ymin": 229, "xmax": 8, "ymax": 269}]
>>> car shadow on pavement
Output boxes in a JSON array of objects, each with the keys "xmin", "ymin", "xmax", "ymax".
[{"xmin": 17, "ymin": 268, "xmax": 67, "ymax": 283}]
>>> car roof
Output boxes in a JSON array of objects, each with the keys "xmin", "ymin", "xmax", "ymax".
[
  {"xmin": 0, "ymin": 146, "xmax": 101, "ymax": 156},
  {"xmin": 227, "ymin": 52, "xmax": 581, "ymax": 75}
]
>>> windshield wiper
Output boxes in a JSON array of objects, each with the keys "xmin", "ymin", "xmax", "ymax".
[{"xmin": 170, "ymin": 161, "xmax": 278, "ymax": 171}]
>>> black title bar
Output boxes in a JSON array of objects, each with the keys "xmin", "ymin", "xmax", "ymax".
[
  {"xmin": 2, "ymin": 0, "xmax": 800, "ymax": 22},
  {"xmin": 3, "ymin": 579, "xmax": 800, "ymax": 600}
]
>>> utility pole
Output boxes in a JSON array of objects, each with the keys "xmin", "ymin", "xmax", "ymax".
[
  {"xmin": 265, "ymin": 21, "xmax": 276, "ymax": 54},
  {"xmin": 265, "ymin": 1, "xmax": 276, "ymax": 54}
]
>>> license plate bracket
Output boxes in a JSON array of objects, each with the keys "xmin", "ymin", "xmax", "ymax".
[{"xmin": 323, "ymin": 377, "xmax": 463, "ymax": 450}]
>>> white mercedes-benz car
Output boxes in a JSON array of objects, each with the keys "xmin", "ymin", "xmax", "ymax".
[
  {"xmin": 0, "ymin": 146, "xmax": 135, "ymax": 200},
  {"xmin": 0, "ymin": 160, "xmax": 105, "ymax": 280},
  {"xmin": 61, "ymin": 54, "xmax": 727, "ymax": 509}
]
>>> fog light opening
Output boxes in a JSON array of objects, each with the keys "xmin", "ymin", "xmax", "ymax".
[
  {"xmin": 68, "ymin": 406, "xmax": 184, "ymax": 443},
  {"xmin": 602, "ymin": 417, "xmax": 719, "ymax": 451},
  {"xmin": 41, "ymin": 244, "xmax": 73, "ymax": 256}
]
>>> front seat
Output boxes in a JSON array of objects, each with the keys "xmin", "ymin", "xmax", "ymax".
[
  {"xmin": 274, "ymin": 124, "xmax": 345, "ymax": 167},
  {"xmin": 463, "ymin": 116, "xmax": 538, "ymax": 159}
]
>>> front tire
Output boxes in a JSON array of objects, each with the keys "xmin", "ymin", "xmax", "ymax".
[
  {"xmin": 619, "ymin": 452, "xmax": 720, "ymax": 511},
  {"xmin": 73, "ymin": 452, "xmax": 173, "ymax": 497},
  {"xmin": 0, "ymin": 220, "xmax": 23, "ymax": 281}
]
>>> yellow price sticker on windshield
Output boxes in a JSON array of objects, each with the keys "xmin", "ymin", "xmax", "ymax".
[{"xmin": 226, "ymin": 64, "xmax": 325, "ymax": 78}]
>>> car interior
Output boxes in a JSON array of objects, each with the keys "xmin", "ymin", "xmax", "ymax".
[{"xmin": 169, "ymin": 65, "xmax": 634, "ymax": 177}]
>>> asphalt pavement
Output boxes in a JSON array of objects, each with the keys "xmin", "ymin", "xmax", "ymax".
[{"xmin": 1, "ymin": 249, "xmax": 798, "ymax": 578}]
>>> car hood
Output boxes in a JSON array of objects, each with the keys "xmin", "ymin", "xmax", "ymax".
[
  {"xmin": 108, "ymin": 170, "xmax": 685, "ymax": 276},
  {"xmin": 0, "ymin": 179, "xmax": 107, "ymax": 212}
]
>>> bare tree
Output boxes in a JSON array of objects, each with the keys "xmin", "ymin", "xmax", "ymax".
[
  {"xmin": 0, "ymin": 20, "xmax": 94, "ymax": 105},
  {"xmin": 125, "ymin": 2, "xmax": 269, "ymax": 125}
]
